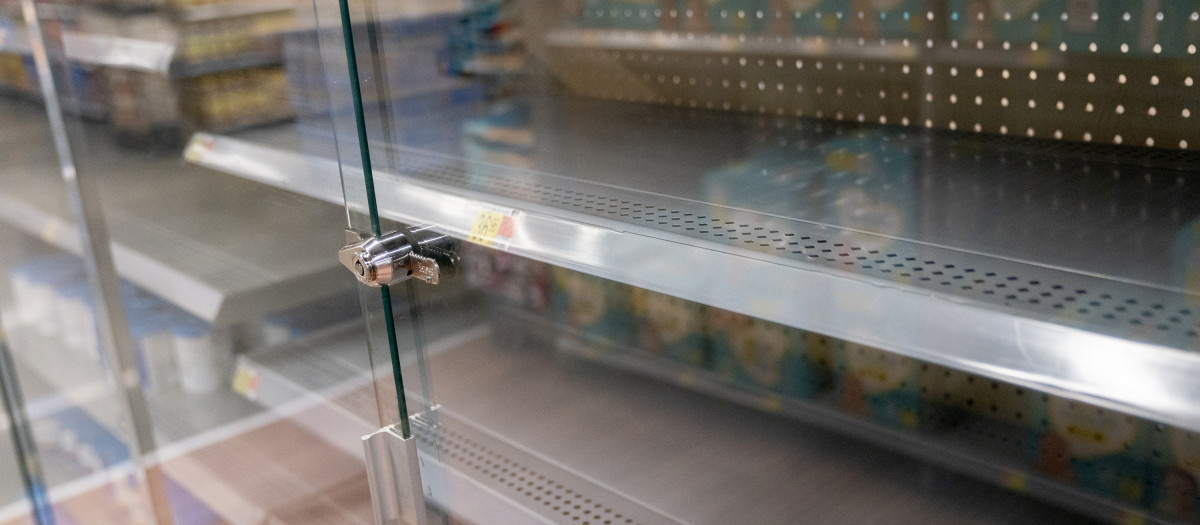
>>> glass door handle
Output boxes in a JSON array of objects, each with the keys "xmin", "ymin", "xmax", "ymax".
[{"xmin": 339, "ymin": 226, "xmax": 459, "ymax": 287}]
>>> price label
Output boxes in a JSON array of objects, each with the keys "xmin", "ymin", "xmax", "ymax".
[
  {"xmin": 467, "ymin": 208, "xmax": 519, "ymax": 250},
  {"xmin": 232, "ymin": 362, "xmax": 260, "ymax": 401},
  {"xmin": 40, "ymin": 220, "xmax": 61, "ymax": 244},
  {"xmin": 184, "ymin": 135, "xmax": 215, "ymax": 164}
]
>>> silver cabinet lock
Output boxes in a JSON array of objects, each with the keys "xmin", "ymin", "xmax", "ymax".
[{"xmin": 338, "ymin": 226, "xmax": 459, "ymax": 287}]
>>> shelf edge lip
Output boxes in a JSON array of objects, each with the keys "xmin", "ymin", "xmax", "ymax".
[
  {"xmin": 62, "ymin": 31, "xmax": 175, "ymax": 72},
  {"xmin": 544, "ymin": 28, "xmax": 919, "ymax": 61},
  {"xmin": 543, "ymin": 28, "xmax": 1075, "ymax": 68},
  {"xmin": 0, "ymin": 148, "xmax": 346, "ymax": 326},
  {"xmin": 175, "ymin": 0, "xmax": 294, "ymax": 23},
  {"xmin": 187, "ymin": 130, "xmax": 1200, "ymax": 432},
  {"xmin": 0, "ymin": 189, "xmax": 229, "ymax": 322}
]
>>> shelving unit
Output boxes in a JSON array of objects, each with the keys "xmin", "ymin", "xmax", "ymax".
[
  {"xmin": 228, "ymin": 310, "xmax": 1111, "ymax": 524},
  {"xmin": 0, "ymin": 1, "xmax": 295, "ymax": 75},
  {"xmin": 4, "ymin": 324, "xmax": 261, "ymax": 447},
  {"xmin": 0, "ymin": 98, "xmax": 351, "ymax": 325},
  {"xmin": 186, "ymin": 90, "xmax": 1200, "ymax": 434}
]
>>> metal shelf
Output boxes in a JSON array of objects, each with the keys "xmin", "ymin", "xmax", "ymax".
[
  {"xmin": 546, "ymin": 27, "xmax": 920, "ymax": 62},
  {"xmin": 0, "ymin": 27, "xmax": 174, "ymax": 72},
  {"xmin": 175, "ymin": 0, "xmax": 295, "ymax": 23},
  {"xmin": 185, "ymin": 92, "xmax": 1200, "ymax": 433},
  {"xmin": 545, "ymin": 27, "xmax": 1200, "ymax": 70},
  {"xmin": 550, "ymin": 331, "xmax": 1159, "ymax": 525},
  {"xmin": 4, "ymin": 321, "xmax": 263, "ymax": 451},
  {"xmin": 233, "ymin": 317, "xmax": 1107, "ymax": 524},
  {"xmin": 0, "ymin": 99, "xmax": 351, "ymax": 324}
]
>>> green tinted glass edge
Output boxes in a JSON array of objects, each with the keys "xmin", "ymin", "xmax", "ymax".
[{"xmin": 337, "ymin": 0, "xmax": 411, "ymax": 439}]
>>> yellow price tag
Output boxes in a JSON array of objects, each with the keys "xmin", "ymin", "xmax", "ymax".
[
  {"xmin": 40, "ymin": 221, "xmax": 60, "ymax": 243},
  {"xmin": 232, "ymin": 362, "xmax": 260, "ymax": 400},
  {"xmin": 184, "ymin": 136, "xmax": 214, "ymax": 164},
  {"xmin": 468, "ymin": 209, "xmax": 517, "ymax": 249}
]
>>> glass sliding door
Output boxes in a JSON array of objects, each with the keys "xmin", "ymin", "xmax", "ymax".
[{"xmin": 186, "ymin": 1, "xmax": 1200, "ymax": 524}]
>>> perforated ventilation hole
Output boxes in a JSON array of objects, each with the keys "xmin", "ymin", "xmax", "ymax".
[
  {"xmin": 394, "ymin": 147, "xmax": 1200, "ymax": 344},
  {"xmin": 415, "ymin": 428, "xmax": 642, "ymax": 525}
]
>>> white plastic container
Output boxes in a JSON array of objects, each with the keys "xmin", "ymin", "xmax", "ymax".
[
  {"xmin": 10, "ymin": 255, "xmax": 83, "ymax": 335},
  {"xmin": 123, "ymin": 286, "xmax": 177, "ymax": 393},
  {"xmin": 171, "ymin": 311, "xmax": 230, "ymax": 393},
  {"xmin": 55, "ymin": 280, "xmax": 100, "ymax": 363}
]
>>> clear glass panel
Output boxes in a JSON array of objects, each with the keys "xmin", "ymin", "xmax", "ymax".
[
  {"xmin": 312, "ymin": 1, "xmax": 1200, "ymax": 524},
  {"xmin": 15, "ymin": 0, "xmax": 1189, "ymax": 523},
  {"xmin": 2, "ymin": 0, "xmax": 391, "ymax": 523}
]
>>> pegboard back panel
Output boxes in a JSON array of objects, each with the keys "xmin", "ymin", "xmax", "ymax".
[{"xmin": 543, "ymin": 0, "xmax": 1200, "ymax": 150}]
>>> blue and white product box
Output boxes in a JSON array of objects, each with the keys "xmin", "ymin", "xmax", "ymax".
[
  {"xmin": 54, "ymin": 280, "xmax": 100, "ymax": 363},
  {"xmin": 819, "ymin": 130, "xmax": 914, "ymax": 255},
  {"xmin": 463, "ymin": 101, "xmax": 535, "ymax": 175},
  {"xmin": 630, "ymin": 288, "xmax": 707, "ymax": 367},
  {"xmin": 552, "ymin": 267, "xmax": 634, "ymax": 349},
  {"xmin": 701, "ymin": 0, "xmax": 770, "ymax": 33},
  {"xmin": 709, "ymin": 309, "xmax": 825, "ymax": 398},
  {"xmin": 123, "ymin": 287, "xmax": 177, "ymax": 392},
  {"xmin": 834, "ymin": 341, "xmax": 925, "ymax": 429},
  {"xmin": 844, "ymin": 0, "xmax": 926, "ymax": 39},
  {"xmin": 1029, "ymin": 394, "xmax": 1154, "ymax": 506},
  {"xmin": 258, "ymin": 292, "xmax": 360, "ymax": 348},
  {"xmin": 702, "ymin": 146, "xmax": 832, "ymax": 256},
  {"xmin": 947, "ymin": 0, "xmax": 1060, "ymax": 45},
  {"xmin": 463, "ymin": 244, "xmax": 553, "ymax": 315},
  {"xmin": 171, "ymin": 311, "xmax": 231, "ymax": 393},
  {"xmin": 10, "ymin": 255, "xmax": 84, "ymax": 334}
]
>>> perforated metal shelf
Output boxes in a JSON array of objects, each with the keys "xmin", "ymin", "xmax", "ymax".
[
  {"xmin": 234, "ymin": 319, "xmax": 1100, "ymax": 524},
  {"xmin": 187, "ymin": 92, "xmax": 1200, "ymax": 432}
]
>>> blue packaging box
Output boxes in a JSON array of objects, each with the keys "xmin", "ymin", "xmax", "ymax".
[{"xmin": 709, "ymin": 309, "xmax": 825, "ymax": 399}]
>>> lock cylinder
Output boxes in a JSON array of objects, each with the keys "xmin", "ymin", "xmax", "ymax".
[{"xmin": 339, "ymin": 227, "xmax": 458, "ymax": 287}]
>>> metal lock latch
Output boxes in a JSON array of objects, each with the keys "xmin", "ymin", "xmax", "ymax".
[{"xmin": 338, "ymin": 226, "xmax": 459, "ymax": 286}]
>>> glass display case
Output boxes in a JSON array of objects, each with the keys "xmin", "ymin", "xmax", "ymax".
[{"xmin": 5, "ymin": 0, "xmax": 1200, "ymax": 524}]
